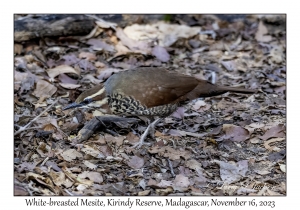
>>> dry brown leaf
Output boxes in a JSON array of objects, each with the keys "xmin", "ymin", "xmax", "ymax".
[
  {"xmin": 127, "ymin": 155, "xmax": 144, "ymax": 169},
  {"xmin": 58, "ymin": 73, "xmax": 78, "ymax": 84},
  {"xmin": 62, "ymin": 167, "xmax": 93, "ymax": 186},
  {"xmin": 86, "ymin": 172, "xmax": 103, "ymax": 184},
  {"xmin": 279, "ymin": 164, "xmax": 286, "ymax": 173},
  {"xmin": 260, "ymin": 124, "xmax": 285, "ymax": 140},
  {"xmin": 14, "ymin": 43, "xmax": 23, "ymax": 54},
  {"xmin": 83, "ymin": 160, "xmax": 97, "ymax": 170},
  {"xmin": 257, "ymin": 187, "xmax": 281, "ymax": 196},
  {"xmin": 245, "ymin": 123, "xmax": 265, "ymax": 133},
  {"xmin": 43, "ymin": 123, "xmax": 56, "ymax": 132},
  {"xmin": 26, "ymin": 172, "xmax": 56, "ymax": 193},
  {"xmin": 156, "ymin": 187, "xmax": 173, "ymax": 196},
  {"xmin": 151, "ymin": 45, "xmax": 170, "ymax": 62},
  {"xmin": 14, "ymin": 96, "xmax": 24, "ymax": 106},
  {"xmin": 113, "ymin": 42, "xmax": 131, "ymax": 57},
  {"xmin": 36, "ymin": 142, "xmax": 50, "ymax": 157},
  {"xmin": 17, "ymin": 162, "xmax": 37, "ymax": 173},
  {"xmin": 124, "ymin": 22, "xmax": 201, "ymax": 47},
  {"xmin": 194, "ymin": 174, "xmax": 207, "ymax": 187},
  {"xmin": 269, "ymin": 46, "xmax": 284, "ymax": 64},
  {"xmin": 80, "ymin": 25, "xmax": 103, "ymax": 40},
  {"xmin": 47, "ymin": 65, "xmax": 80, "ymax": 79},
  {"xmin": 138, "ymin": 190, "xmax": 151, "ymax": 196},
  {"xmin": 215, "ymin": 160, "xmax": 248, "ymax": 184},
  {"xmin": 236, "ymin": 187, "xmax": 257, "ymax": 195},
  {"xmin": 36, "ymin": 118, "xmax": 58, "ymax": 129},
  {"xmin": 81, "ymin": 74, "xmax": 103, "ymax": 84},
  {"xmin": 49, "ymin": 171, "xmax": 68, "ymax": 187},
  {"xmin": 77, "ymin": 184, "xmax": 88, "ymax": 191},
  {"xmin": 60, "ymin": 149, "xmax": 83, "ymax": 162},
  {"xmin": 248, "ymin": 123, "xmax": 266, "ymax": 129},
  {"xmin": 126, "ymin": 132, "xmax": 139, "ymax": 144},
  {"xmin": 14, "ymin": 185, "xmax": 29, "ymax": 196},
  {"xmin": 97, "ymin": 68, "xmax": 122, "ymax": 80},
  {"xmin": 33, "ymin": 102, "xmax": 47, "ymax": 110},
  {"xmin": 32, "ymin": 80, "xmax": 57, "ymax": 100},
  {"xmin": 104, "ymin": 134, "xmax": 125, "ymax": 147},
  {"xmin": 157, "ymin": 180, "xmax": 173, "ymax": 188},
  {"xmin": 78, "ymin": 52, "xmax": 97, "ymax": 61},
  {"xmin": 185, "ymin": 159, "xmax": 203, "ymax": 173},
  {"xmin": 192, "ymin": 100, "xmax": 211, "ymax": 112},
  {"xmin": 255, "ymin": 21, "xmax": 272, "ymax": 42},
  {"xmin": 92, "ymin": 110, "xmax": 104, "ymax": 117},
  {"xmin": 265, "ymin": 188, "xmax": 282, "ymax": 196},
  {"xmin": 87, "ymin": 39, "xmax": 115, "ymax": 52},
  {"xmin": 217, "ymin": 99, "xmax": 244, "ymax": 110},
  {"xmin": 99, "ymin": 145, "xmax": 113, "ymax": 157},
  {"xmin": 223, "ymin": 124, "xmax": 250, "ymax": 142},
  {"xmin": 250, "ymin": 137, "xmax": 260, "ymax": 144},
  {"xmin": 171, "ymin": 107, "xmax": 185, "ymax": 119},
  {"xmin": 95, "ymin": 19, "xmax": 117, "ymax": 29},
  {"xmin": 264, "ymin": 137, "xmax": 285, "ymax": 151},
  {"xmin": 95, "ymin": 61, "xmax": 106, "ymax": 68},
  {"xmin": 221, "ymin": 60, "xmax": 237, "ymax": 71},
  {"xmin": 14, "ymin": 71, "xmax": 29, "ymax": 91},
  {"xmin": 252, "ymin": 161, "xmax": 273, "ymax": 175},
  {"xmin": 173, "ymin": 174, "xmax": 190, "ymax": 191},
  {"xmin": 59, "ymin": 83, "xmax": 81, "ymax": 89},
  {"xmin": 149, "ymin": 146, "xmax": 192, "ymax": 160},
  {"xmin": 147, "ymin": 179, "xmax": 158, "ymax": 187},
  {"xmin": 116, "ymin": 27, "xmax": 151, "ymax": 54},
  {"xmin": 81, "ymin": 145, "xmax": 102, "ymax": 158},
  {"xmin": 139, "ymin": 179, "xmax": 146, "ymax": 190}
]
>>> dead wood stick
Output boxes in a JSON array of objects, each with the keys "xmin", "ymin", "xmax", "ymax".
[
  {"xmin": 14, "ymin": 98, "xmax": 59, "ymax": 136},
  {"xmin": 72, "ymin": 116, "xmax": 139, "ymax": 144}
]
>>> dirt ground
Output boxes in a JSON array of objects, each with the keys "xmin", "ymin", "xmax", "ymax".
[{"xmin": 14, "ymin": 14, "xmax": 286, "ymax": 196}]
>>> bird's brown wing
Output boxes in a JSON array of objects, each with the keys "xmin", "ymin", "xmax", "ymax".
[{"xmin": 105, "ymin": 68, "xmax": 199, "ymax": 108}]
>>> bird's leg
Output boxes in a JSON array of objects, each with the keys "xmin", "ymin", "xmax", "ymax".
[{"xmin": 132, "ymin": 118, "xmax": 161, "ymax": 149}]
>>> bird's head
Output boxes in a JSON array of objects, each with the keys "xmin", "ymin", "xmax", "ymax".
[{"xmin": 63, "ymin": 84, "xmax": 108, "ymax": 111}]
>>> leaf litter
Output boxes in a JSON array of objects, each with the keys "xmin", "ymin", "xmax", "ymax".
[{"xmin": 14, "ymin": 14, "xmax": 286, "ymax": 196}]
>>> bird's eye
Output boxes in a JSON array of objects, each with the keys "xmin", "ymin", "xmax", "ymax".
[{"xmin": 82, "ymin": 98, "xmax": 92, "ymax": 105}]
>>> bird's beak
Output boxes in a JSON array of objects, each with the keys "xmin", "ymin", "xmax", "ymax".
[{"xmin": 63, "ymin": 102, "xmax": 84, "ymax": 110}]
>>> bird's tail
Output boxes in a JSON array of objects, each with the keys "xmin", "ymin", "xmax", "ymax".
[
  {"xmin": 217, "ymin": 85, "xmax": 257, "ymax": 94},
  {"xmin": 183, "ymin": 80, "xmax": 257, "ymax": 101}
]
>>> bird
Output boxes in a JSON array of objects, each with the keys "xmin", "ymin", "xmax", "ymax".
[{"xmin": 63, "ymin": 67, "xmax": 256, "ymax": 148}]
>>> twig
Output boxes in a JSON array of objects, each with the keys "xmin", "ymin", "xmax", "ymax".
[
  {"xmin": 40, "ymin": 157, "xmax": 49, "ymax": 166},
  {"xmin": 64, "ymin": 189, "xmax": 74, "ymax": 196},
  {"xmin": 15, "ymin": 179, "xmax": 41, "ymax": 195},
  {"xmin": 211, "ymin": 71, "xmax": 216, "ymax": 84},
  {"xmin": 84, "ymin": 15, "xmax": 116, "ymax": 30},
  {"xmin": 56, "ymin": 127, "xmax": 68, "ymax": 137},
  {"xmin": 187, "ymin": 147, "xmax": 198, "ymax": 154},
  {"xmin": 170, "ymin": 139, "xmax": 176, "ymax": 149},
  {"xmin": 167, "ymin": 158, "xmax": 175, "ymax": 177},
  {"xmin": 112, "ymin": 184, "xmax": 126, "ymax": 195},
  {"xmin": 14, "ymin": 98, "xmax": 59, "ymax": 136},
  {"xmin": 14, "ymin": 126, "xmax": 42, "ymax": 132}
]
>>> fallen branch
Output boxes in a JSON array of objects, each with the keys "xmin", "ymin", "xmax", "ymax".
[
  {"xmin": 14, "ymin": 98, "xmax": 59, "ymax": 136},
  {"xmin": 71, "ymin": 116, "xmax": 139, "ymax": 144}
]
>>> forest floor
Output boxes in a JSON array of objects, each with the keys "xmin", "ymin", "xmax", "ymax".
[{"xmin": 14, "ymin": 14, "xmax": 286, "ymax": 196}]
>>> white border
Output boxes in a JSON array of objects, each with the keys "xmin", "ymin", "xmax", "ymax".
[{"xmin": 6, "ymin": 0, "xmax": 294, "ymax": 209}]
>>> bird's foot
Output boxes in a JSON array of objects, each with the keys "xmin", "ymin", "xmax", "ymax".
[{"xmin": 131, "ymin": 118, "xmax": 161, "ymax": 149}]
